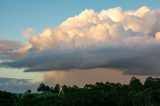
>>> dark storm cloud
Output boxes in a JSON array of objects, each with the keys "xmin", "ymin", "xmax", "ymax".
[{"xmin": 2, "ymin": 41, "xmax": 160, "ymax": 75}]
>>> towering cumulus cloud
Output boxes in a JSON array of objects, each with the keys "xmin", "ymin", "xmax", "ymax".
[{"xmin": 2, "ymin": 6, "xmax": 160, "ymax": 75}]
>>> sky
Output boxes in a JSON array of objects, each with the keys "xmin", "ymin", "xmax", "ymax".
[
  {"xmin": 0, "ymin": 0, "xmax": 160, "ymax": 92},
  {"xmin": 0, "ymin": 0, "xmax": 160, "ymax": 41}
]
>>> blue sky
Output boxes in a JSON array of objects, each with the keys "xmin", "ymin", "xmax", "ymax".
[{"xmin": 0, "ymin": 0, "xmax": 160, "ymax": 42}]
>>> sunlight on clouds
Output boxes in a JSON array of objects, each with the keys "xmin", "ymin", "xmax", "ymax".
[
  {"xmin": 127, "ymin": 6, "xmax": 150, "ymax": 17},
  {"xmin": 155, "ymin": 32, "xmax": 160, "ymax": 41},
  {"xmin": 44, "ymin": 71, "xmax": 65, "ymax": 84},
  {"xmin": 43, "ymin": 68, "xmax": 151, "ymax": 87},
  {"xmin": 2, "ymin": 6, "xmax": 160, "ymax": 75},
  {"xmin": 23, "ymin": 6, "xmax": 160, "ymax": 50},
  {"xmin": 99, "ymin": 7, "xmax": 124, "ymax": 22}
]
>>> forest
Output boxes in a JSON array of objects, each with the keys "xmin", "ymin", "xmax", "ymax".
[{"xmin": 0, "ymin": 77, "xmax": 160, "ymax": 106}]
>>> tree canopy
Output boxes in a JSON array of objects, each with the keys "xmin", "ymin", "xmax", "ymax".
[{"xmin": 1, "ymin": 77, "xmax": 160, "ymax": 106}]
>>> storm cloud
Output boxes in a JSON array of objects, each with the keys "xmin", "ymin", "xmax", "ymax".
[{"xmin": 2, "ymin": 6, "xmax": 160, "ymax": 75}]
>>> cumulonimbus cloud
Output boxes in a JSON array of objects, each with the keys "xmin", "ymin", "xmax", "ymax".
[{"xmin": 2, "ymin": 6, "xmax": 160, "ymax": 75}]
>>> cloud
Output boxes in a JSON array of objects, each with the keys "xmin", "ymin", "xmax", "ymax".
[
  {"xmin": 0, "ymin": 77, "xmax": 39, "ymax": 93},
  {"xmin": 22, "ymin": 28, "xmax": 35, "ymax": 39},
  {"xmin": 43, "ymin": 69, "xmax": 150, "ymax": 86},
  {"xmin": 2, "ymin": 6, "xmax": 160, "ymax": 75},
  {"xmin": 0, "ymin": 40, "xmax": 22, "ymax": 51},
  {"xmin": 0, "ymin": 40, "xmax": 24, "ymax": 61}
]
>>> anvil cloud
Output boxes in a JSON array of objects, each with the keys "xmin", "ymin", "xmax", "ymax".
[{"xmin": 2, "ymin": 6, "xmax": 160, "ymax": 75}]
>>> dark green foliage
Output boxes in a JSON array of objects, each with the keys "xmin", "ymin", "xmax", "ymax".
[
  {"xmin": 0, "ymin": 91, "xmax": 17, "ymax": 106},
  {"xmin": 37, "ymin": 83, "xmax": 48, "ymax": 92},
  {"xmin": 26, "ymin": 89, "xmax": 31, "ymax": 94},
  {"xmin": 53, "ymin": 84, "xmax": 60, "ymax": 94},
  {"xmin": 61, "ymin": 85, "xmax": 68, "ymax": 94},
  {"xmin": 37, "ymin": 83, "xmax": 60, "ymax": 94},
  {"xmin": 129, "ymin": 77, "xmax": 142, "ymax": 91},
  {"xmin": 1, "ymin": 77, "xmax": 160, "ymax": 106},
  {"xmin": 18, "ymin": 94, "xmax": 61, "ymax": 106},
  {"xmin": 144, "ymin": 77, "xmax": 160, "ymax": 89}
]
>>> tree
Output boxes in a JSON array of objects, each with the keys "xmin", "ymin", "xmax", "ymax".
[
  {"xmin": 50, "ymin": 87, "xmax": 54, "ymax": 93},
  {"xmin": 62, "ymin": 85, "xmax": 68, "ymax": 94},
  {"xmin": 37, "ymin": 83, "xmax": 46, "ymax": 92},
  {"xmin": 2, "ymin": 77, "xmax": 160, "ymax": 106},
  {"xmin": 0, "ymin": 91, "xmax": 17, "ymax": 106},
  {"xmin": 54, "ymin": 84, "xmax": 60, "ymax": 94},
  {"xmin": 129, "ymin": 77, "xmax": 142, "ymax": 91},
  {"xmin": 73, "ymin": 85, "xmax": 79, "ymax": 89},
  {"xmin": 84, "ymin": 84, "xmax": 94, "ymax": 89},
  {"xmin": 45, "ymin": 85, "xmax": 51, "ymax": 91},
  {"xmin": 37, "ymin": 83, "xmax": 50, "ymax": 92},
  {"xmin": 26, "ymin": 89, "xmax": 31, "ymax": 94},
  {"xmin": 144, "ymin": 77, "xmax": 160, "ymax": 88}
]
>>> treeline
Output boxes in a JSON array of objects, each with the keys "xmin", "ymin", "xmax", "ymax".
[{"xmin": 0, "ymin": 77, "xmax": 160, "ymax": 106}]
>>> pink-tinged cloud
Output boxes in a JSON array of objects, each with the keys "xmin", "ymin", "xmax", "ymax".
[
  {"xmin": 2, "ymin": 6, "xmax": 160, "ymax": 75},
  {"xmin": 0, "ymin": 40, "xmax": 23, "ymax": 61}
]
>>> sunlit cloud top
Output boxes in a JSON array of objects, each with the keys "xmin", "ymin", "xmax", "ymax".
[{"xmin": 1, "ymin": 6, "xmax": 160, "ymax": 75}]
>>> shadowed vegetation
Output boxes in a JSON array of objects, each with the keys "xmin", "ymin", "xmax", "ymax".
[{"xmin": 0, "ymin": 77, "xmax": 160, "ymax": 106}]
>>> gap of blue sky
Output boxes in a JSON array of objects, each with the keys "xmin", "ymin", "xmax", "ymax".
[{"xmin": 0, "ymin": 0, "xmax": 160, "ymax": 42}]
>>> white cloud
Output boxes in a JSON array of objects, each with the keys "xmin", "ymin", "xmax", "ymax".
[{"xmin": 2, "ymin": 6, "xmax": 160, "ymax": 75}]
